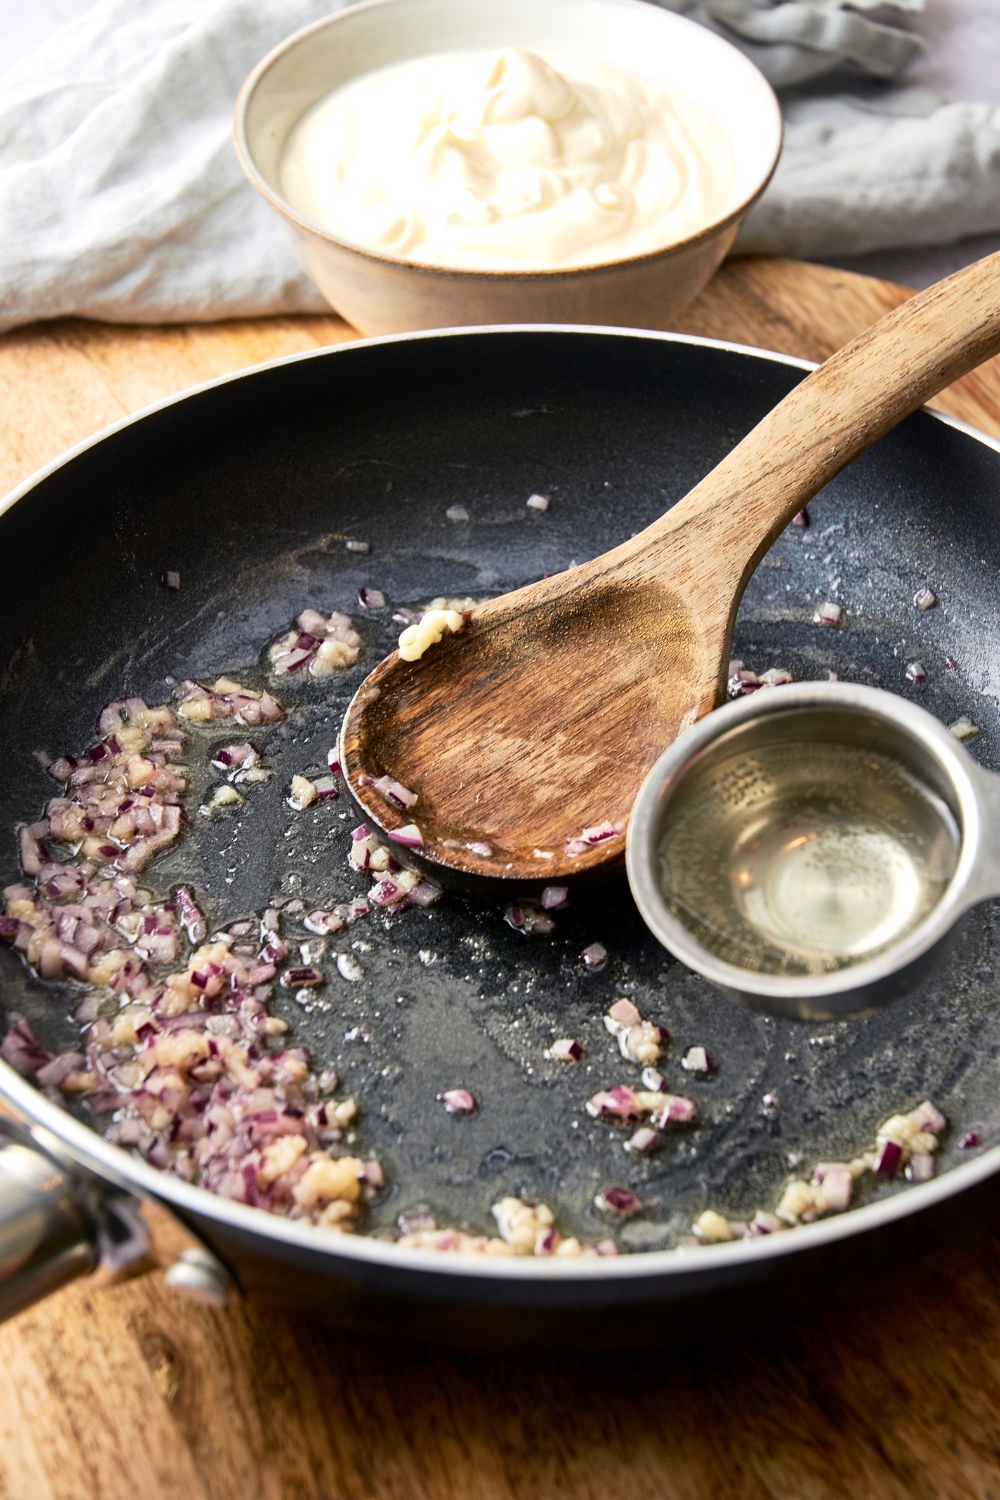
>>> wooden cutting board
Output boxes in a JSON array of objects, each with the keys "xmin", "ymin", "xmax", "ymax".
[{"xmin": 2, "ymin": 258, "xmax": 1000, "ymax": 1500}]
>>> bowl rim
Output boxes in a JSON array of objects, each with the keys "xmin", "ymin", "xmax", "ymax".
[
  {"xmin": 1, "ymin": 322, "xmax": 999, "ymax": 1286},
  {"xmin": 232, "ymin": 0, "xmax": 784, "ymax": 283}
]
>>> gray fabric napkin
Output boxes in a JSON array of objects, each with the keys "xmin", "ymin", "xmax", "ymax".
[{"xmin": 0, "ymin": 0, "xmax": 997, "ymax": 331}]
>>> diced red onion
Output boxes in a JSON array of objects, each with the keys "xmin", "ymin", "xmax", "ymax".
[
  {"xmin": 398, "ymin": 1208, "xmax": 437, "ymax": 1235},
  {"xmin": 280, "ymin": 966, "xmax": 324, "ymax": 988},
  {"xmin": 539, "ymin": 886, "xmax": 568, "ymax": 910},
  {"xmin": 792, "ymin": 509, "xmax": 809, "ymax": 528},
  {"xmin": 526, "ymin": 494, "xmax": 550, "ymax": 512},
  {"xmin": 176, "ymin": 886, "xmax": 207, "ymax": 944},
  {"xmin": 960, "ymin": 1131, "xmax": 980, "ymax": 1148},
  {"xmin": 873, "ymin": 1140, "xmax": 902, "ymax": 1176},
  {"xmin": 346, "ymin": 539, "xmax": 371, "ymax": 553},
  {"xmin": 814, "ymin": 602, "xmax": 842, "ymax": 628},
  {"xmin": 564, "ymin": 820, "xmax": 624, "ymax": 858},
  {"xmin": 650, "ymin": 1095, "xmax": 696, "ymax": 1128},
  {"xmin": 681, "ymin": 1045, "xmax": 710, "ymax": 1074},
  {"xmin": 593, "ymin": 1239, "xmax": 620, "ymax": 1256},
  {"xmin": 211, "ymin": 743, "xmax": 259, "ymax": 773},
  {"xmin": 445, "ymin": 505, "xmax": 470, "ymax": 522},
  {"xmin": 547, "ymin": 1037, "xmax": 583, "ymax": 1062},
  {"xmin": 17, "ymin": 825, "xmax": 46, "ymax": 877},
  {"xmin": 587, "ymin": 1085, "xmax": 641, "ymax": 1123},
  {"xmin": 312, "ymin": 776, "xmax": 338, "ymax": 801},
  {"xmin": 813, "ymin": 1162, "xmax": 853, "ymax": 1212},
  {"xmin": 1, "ymin": 1017, "xmax": 52, "ymax": 1078},
  {"xmin": 909, "ymin": 1100, "xmax": 947, "ymax": 1134},
  {"xmin": 640, "ymin": 1067, "xmax": 665, "ymax": 1092},
  {"xmin": 595, "ymin": 1185, "xmax": 641, "ymax": 1216},
  {"xmin": 728, "ymin": 667, "xmax": 761, "ymax": 697},
  {"xmin": 758, "ymin": 668, "xmax": 792, "ymax": 689},
  {"xmin": 388, "ymin": 824, "xmax": 423, "ymax": 848},
  {"xmin": 505, "ymin": 905, "xmax": 555, "ymax": 935},
  {"xmin": 582, "ymin": 942, "xmax": 607, "ymax": 969},
  {"xmin": 160, "ymin": 571, "xmax": 181, "ymax": 590},
  {"xmin": 624, "ymin": 1126, "xmax": 661, "ymax": 1155},
  {"xmin": 360, "ymin": 774, "xmax": 417, "ymax": 811},
  {"xmin": 36, "ymin": 1050, "xmax": 86, "ymax": 1089},
  {"xmin": 905, "ymin": 661, "xmax": 927, "ymax": 684},
  {"xmin": 905, "ymin": 1153, "xmax": 934, "ymax": 1183},
  {"xmin": 437, "ymin": 1088, "xmax": 475, "ymax": 1113},
  {"xmin": 358, "ymin": 587, "xmax": 386, "ymax": 609},
  {"xmin": 747, "ymin": 1211, "xmax": 783, "ymax": 1237},
  {"xmin": 914, "ymin": 588, "xmax": 937, "ymax": 611},
  {"xmin": 392, "ymin": 609, "xmax": 422, "ymax": 627},
  {"xmin": 606, "ymin": 998, "xmax": 641, "ymax": 1029},
  {"xmin": 327, "ymin": 750, "xmax": 342, "ymax": 776},
  {"xmin": 407, "ymin": 881, "xmax": 442, "ymax": 908}
]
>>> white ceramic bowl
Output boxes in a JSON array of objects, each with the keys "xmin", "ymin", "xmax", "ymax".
[{"xmin": 235, "ymin": 0, "xmax": 782, "ymax": 335}]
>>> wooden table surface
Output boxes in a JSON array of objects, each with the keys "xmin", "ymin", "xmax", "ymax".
[{"xmin": 2, "ymin": 258, "xmax": 1000, "ymax": 1500}]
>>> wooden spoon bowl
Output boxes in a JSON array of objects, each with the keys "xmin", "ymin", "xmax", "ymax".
[{"xmin": 340, "ymin": 252, "xmax": 1000, "ymax": 894}]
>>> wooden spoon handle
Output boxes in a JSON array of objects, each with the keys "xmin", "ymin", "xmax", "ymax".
[{"xmin": 652, "ymin": 248, "xmax": 1000, "ymax": 595}]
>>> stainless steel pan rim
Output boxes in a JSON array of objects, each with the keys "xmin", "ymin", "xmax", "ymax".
[
  {"xmin": 1, "ymin": 324, "xmax": 998, "ymax": 1290},
  {"xmin": 4, "ymin": 1052, "xmax": 1000, "ymax": 1282}
]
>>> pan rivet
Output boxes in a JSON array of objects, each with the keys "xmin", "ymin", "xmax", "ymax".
[{"xmin": 164, "ymin": 1247, "xmax": 233, "ymax": 1307}]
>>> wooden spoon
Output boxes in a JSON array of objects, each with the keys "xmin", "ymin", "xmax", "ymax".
[{"xmin": 339, "ymin": 252, "xmax": 1000, "ymax": 894}]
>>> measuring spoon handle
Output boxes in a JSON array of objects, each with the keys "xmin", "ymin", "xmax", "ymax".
[{"xmin": 965, "ymin": 760, "xmax": 1000, "ymax": 907}]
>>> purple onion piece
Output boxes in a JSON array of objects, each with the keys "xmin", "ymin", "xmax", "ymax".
[
  {"xmin": 960, "ymin": 1131, "xmax": 980, "ymax": 1148},
  {"xmin": 358, "ymin": 587, "xmax": 386, "ymax": 609},
  {"xmin": 160, "ymin": 571, "xmax": 181, "ymax": 590},
  {"xmin": 905, "ymin": 1153, "xmax": 935, "ymax": 1183},
  {"xmin": 437, "ymin": 1088, "xmax": 475, "ymax": 1113},
  {"xmin": 914, "ymin": 587, "xmax": 937, "ymax": 611},
  {"xmin": 581, "ymin": 942, "xmax": 607, "ymax": 969},
  {"xmin": 539, "ymin": 885, "xmax": 569, "ymax": 910},
  {"xmin": 445, "ymin": 505, "xmax": 470, "ymax": 522},
  {"xmin": 792, "ymin": 509, "xmax": 810, "ymax": 528},
  {"xmin": 624, "ymin": 1126, "xmax": 662, "ymax": 1155},
  {"xmin": 346, "ymin": 539, "xmax": 371, "ymax": 553},
  {"xmin": 280, "ymin": 966, "xmax": 324, "ymax": 988},
  {"xmin": 905, "ymin": 661, "xmax": 927, "ymax": 684},
  {"xmin": 873, "ymin": 1140, "xmax": 902, "ymax": 1176},
  {"xmin": 595, "ymin": 1185, "xmax": 641, "ymax": 1216},
  {"xmin": 388, "ymin": 823, "xmax": 423, "ymax": 848}
]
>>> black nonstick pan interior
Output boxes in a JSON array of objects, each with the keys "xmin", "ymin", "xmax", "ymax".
[{"xmin": 1, "ymin": 328, "xmax": 998, "ymax": 1261}]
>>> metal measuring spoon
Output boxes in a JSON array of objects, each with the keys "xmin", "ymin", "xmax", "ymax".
[{"xmin": 626, "ymin": 681, "xmax": 1000, "ymax": 1021}]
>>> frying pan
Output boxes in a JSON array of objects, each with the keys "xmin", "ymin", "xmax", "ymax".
[{"xmin": 0, "ymin": 326, "xmax": 998, "ymax": 1352}]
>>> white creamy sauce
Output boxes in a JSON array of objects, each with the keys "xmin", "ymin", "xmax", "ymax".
[{"xmin": 279, "ymin": 48, "xmax": 735, "ymax": 271}]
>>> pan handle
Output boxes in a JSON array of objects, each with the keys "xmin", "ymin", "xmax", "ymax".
[{"xmin": 0, "ymin": 1119, "xmax": 100, "ymax": 1320}]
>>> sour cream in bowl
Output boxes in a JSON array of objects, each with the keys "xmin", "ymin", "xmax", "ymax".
[{"xmin": 235, "ymin": 0, "xmax": 781, "ymax": 334}]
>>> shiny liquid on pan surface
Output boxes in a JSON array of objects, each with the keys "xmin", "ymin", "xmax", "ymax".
[{"xmin": 657, "ymin": 740, "xmax": 960, "ymax": 976}]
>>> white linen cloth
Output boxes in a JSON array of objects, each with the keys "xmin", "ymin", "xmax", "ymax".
[{"xmin": 0, "ymin": 0, "xmax": 998, "ymax": 331}]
